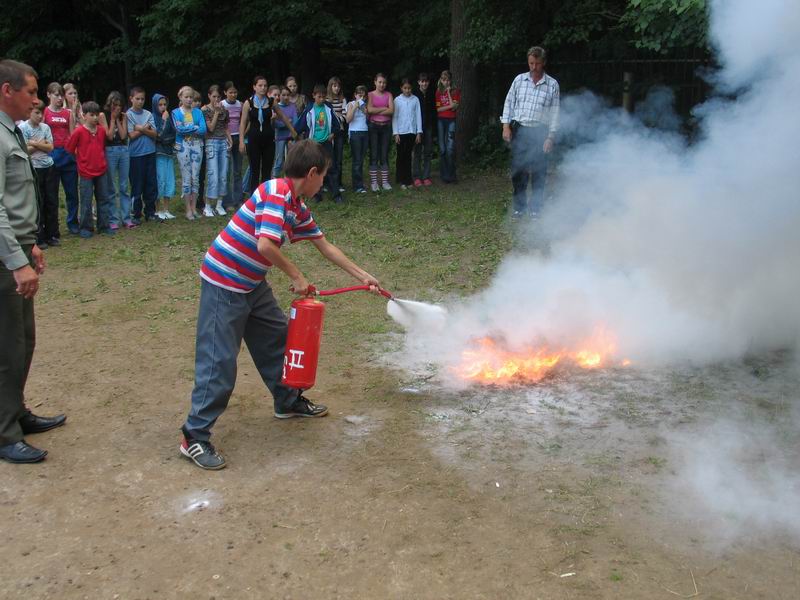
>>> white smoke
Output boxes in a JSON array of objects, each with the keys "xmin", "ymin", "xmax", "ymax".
[
  {"xmin": 389, "ymin": 0, "xmax": 800, "ymax": 540},
  {"xmin": 396, "ymin": 0, "xmax": 800, "ymax": 373}
]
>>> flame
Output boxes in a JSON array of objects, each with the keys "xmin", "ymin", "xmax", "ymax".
[{"xmin": 453, "ymin": 328, "xmax": 627, "ymax": 384}]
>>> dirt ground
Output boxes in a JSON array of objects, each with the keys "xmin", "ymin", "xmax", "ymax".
[{"xmin": 2, "ymin": 236, "xmax": 799, "ymax": 599}]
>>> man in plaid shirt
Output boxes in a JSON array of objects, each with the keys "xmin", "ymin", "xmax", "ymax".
[{"xmin": 501, "ymin": 46, "xmax": 560, "ymax": 218}]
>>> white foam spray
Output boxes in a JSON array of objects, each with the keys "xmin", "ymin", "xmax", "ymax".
[{"xmin": 386, "ymin": 299, "xmax": 448, "ymax": 333}]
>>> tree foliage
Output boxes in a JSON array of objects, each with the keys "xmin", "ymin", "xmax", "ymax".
[
  {"xmin": 620, "ymin": 0, "xmax": 707, "ymax": 52},
  {"xmin": 1, "ymin": 0, "xmax": 710, "ymax": 161},
  {"xmin": 546, "ymin": 0, "xmax": 708, "ymax": 53}
]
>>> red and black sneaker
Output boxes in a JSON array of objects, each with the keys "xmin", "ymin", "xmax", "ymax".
[{"xmin": 180, "ymin": 438, "xmax": 226, "ymax": 470}]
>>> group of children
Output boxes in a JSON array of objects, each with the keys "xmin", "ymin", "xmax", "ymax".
[{"xmin": 18, "ymin": 71, "xmax": 460, "ymax": 246}]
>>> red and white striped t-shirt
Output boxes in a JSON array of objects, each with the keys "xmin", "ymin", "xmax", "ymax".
[{"xmin": 199, "ymin": 178, "xmax": 323, "ymax": 293}]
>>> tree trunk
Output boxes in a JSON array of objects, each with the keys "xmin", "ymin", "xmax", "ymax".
[
  {"xmin": 450, "ymin": 0, "xmax": 478, "ymax": 163},
  {"xmin": 300, "ymin": 39, "xmax": 321, "ymax": 96},
  {"xmin": 99, "ymin": 4, "xmax": 133, "ymax": 93}
]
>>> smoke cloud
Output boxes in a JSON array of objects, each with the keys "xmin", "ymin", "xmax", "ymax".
[
  {"xmin": 388, "ymin": 0, "xmax": 800, "ymax": 541},
  {"xmin": 395, "ymin": 0, "xmax": 800, "ymax": 376}
]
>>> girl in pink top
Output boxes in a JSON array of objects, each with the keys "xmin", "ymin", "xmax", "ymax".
[
  {"xmin": 44, "ymin": 82, "xmax": 80, "ymax": 234},
  {"xmin": 367, "ymin": 73, "xmax": 394, "ymax": 191}
]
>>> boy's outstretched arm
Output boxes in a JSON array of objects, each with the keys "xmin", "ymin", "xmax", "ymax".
[{"xmin": 310, "ymin": 236, "xmax": 379, "ymax": 290}]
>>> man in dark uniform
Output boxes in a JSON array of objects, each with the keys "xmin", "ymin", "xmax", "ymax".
[{"xmin": 0, "ymin": 59, "xmax": 66, "ymax": 463}]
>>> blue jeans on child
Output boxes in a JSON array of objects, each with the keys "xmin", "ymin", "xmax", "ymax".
[
  {"xmin": 323, "ymin": 136, "xmax": 343, "ymax": 196},
  {"xmin": 129, "ymin": 153, "xmax": 158, "ymax": 220},
  {"xmin": 241, "ymin": 166, "xmax": 250, "ymax": 198},
  {"xmin": 437, "ymin": 118, "xmax": 457, "ymax": 182},
  {"xmin": 79, "ymin": 175, "xmax": 111, "ymax": 234},
  {"xmin": 349, "ymin": 131, "xmax": 368, "ymax": 190},
  {"xmin": 51, "ymin": 147, "xmax": 79, "ymax": 233},
  {"xmin": 224, "ymin": 134, "xmax": 242, "ymax": 208},
  {"xmin": 273, "ymin": 138, "xmax": 289, "ymax": 177},
  {"xmin": 177, "ymin": 138, "xmax": 204, "ymax": 196},
  {"xmin": 182, "ymin": 279, "xmax": 300, "ymax": 442},
  {"xmin": 413, "ymin": 128, "xmax": 433, "ymax": 181},
  {"xmin": 204, "ymin": 138, "xmax": 228, "ymax": 200},
  {"xmin": 105, "ymin": 145, "xmax": 130, "ymax": 226}
]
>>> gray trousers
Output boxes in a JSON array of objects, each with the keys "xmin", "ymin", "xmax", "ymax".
[
  {"xmin": 182, "ymin": 279, "xmax": 299, "ymax": 441},
  {"xmin": 0, "ymin": 246, "xmax": 35, "ymax": 446},
  {"xmin": 511, "ymin": 124, "xmax": 549, "ymax": 214}
]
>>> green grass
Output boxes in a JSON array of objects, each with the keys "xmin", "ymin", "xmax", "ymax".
[{"xmin": 43, "ymin": 167, "xmax": 516, "ymax": 361}]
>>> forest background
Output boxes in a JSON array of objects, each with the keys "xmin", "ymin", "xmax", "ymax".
[{"xmin": 1, "ymin": 0, "xmax": 709, "ymax": 163}]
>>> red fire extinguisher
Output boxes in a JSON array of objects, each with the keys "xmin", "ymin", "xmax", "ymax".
[{"xmin": 281, "ymin": 285, "xmax": 393, "ymax": 390}]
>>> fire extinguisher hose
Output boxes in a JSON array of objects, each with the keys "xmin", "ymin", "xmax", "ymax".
[{"xmin": 308, "ymin": 284, "xmax": 394, "ymax": 300}]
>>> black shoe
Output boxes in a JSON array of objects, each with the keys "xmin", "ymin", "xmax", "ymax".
[
  {"xmin": 180, "ymin": 438, "xmax": 226, "ymax": 470},
  {"xmin": 19, "ymin": 411, "xmax": 67, "ymax": 434},
  {"xmin": 274, "ymin": 395, "xmax": 328, "ymax": 419},
  {"xmin": 145, "ymin": 214, "xmax": 164, "ymax": 223},
  {"xmin": 0, "ymin": 440, "xmax": 47, "ymax": 463},
  {"xmin": 47, "ymin": 237, "xmax": 61, "ymax": 247},
  {"xmin": 131, "ymin": 217, "xmax": 143, "ymax": 226}
]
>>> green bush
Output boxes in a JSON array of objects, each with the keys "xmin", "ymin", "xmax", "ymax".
[{"xmin": 467, "ymin": 118, "xmax": 509, "ymax": 169}]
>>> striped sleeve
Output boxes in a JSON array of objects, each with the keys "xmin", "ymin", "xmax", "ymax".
[
  {"xmin": 288, "ymin": 204, "xmax": 322, "ymax": 243},
  {"xmin": 253, "ymin": 181, "xmax": 286, "ymax": 243}
]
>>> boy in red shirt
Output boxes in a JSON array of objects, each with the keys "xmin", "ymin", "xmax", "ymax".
[{"xmin": 65, "ymin": 101, "xmax": 113, "ymax": 238}]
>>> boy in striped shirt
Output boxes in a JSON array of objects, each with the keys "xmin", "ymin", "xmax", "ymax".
[{"xmin": 180, "ymin": 140, "xmax": 380, "ymax": 470}]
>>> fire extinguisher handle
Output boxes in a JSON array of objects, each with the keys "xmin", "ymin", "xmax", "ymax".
[{"xmin": 289, "ymin": 284, "xmax": 318, "ymax": 297}]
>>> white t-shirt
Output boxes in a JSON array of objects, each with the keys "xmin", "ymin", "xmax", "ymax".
[
  {"xmin": 345, "ymin": 99, "xmax": 368, "ymax": 136},
  {"xmin": 20, "ymin": 121, "xmax": 54, "ymax": 168}
]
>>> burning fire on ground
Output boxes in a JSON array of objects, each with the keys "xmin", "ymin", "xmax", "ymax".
[{"xmin": 453, "ymin": 328, "xmax": 630, "ymax": 384}]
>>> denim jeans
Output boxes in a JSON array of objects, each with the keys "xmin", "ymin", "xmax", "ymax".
[
  {"xmin": 224, "ymin": 134, "xmax": 243, "ymax": 208},
  {"xmin": 182, "ymin": 279, "xmax": 300, "ymax": 442},
  {"xmin": 242, "ymin": 166, "xmax": 250, "ymax": 197},
  {"xmin": 437, "ymin": 118, "xmax": 457, "ymax": 182},
  {"xmin": 79, "ymin": 175, "xmax": 111, "ymax": 233},
  {"xmin": 315, "ymin": 140, "xmax": 336, "ymax": 201},
  {"xmin": 349, "ymin": 131, "xmax": 368, "ymax": 190},
  {"xmin": 129, "ymin": 153, "xmax": 157, "ymax": 219},
  {"xmin": 368, "ymin": 122, "xmax": 391, "ymax": 168},
  {"xmin": 323, "ymin": 135, "xmax": 342, "ymax": 195},
  {"xmin": 51, "ymin": 148, "xmax": 79, "ymax": 232},
  {"xmin": 204, "ymin": 138, "xmax": 229, "ymax": 200},
  {"xmin": 413, "ymin": 128, "xmax": 433, "ymax": 180},
  {"xmin": 177, "ymin": 138, "xmax": 204, "ymax": 196},
  {"xmin": 105, "ymin": 145, "xmax": 130, "ymax": 225},
  {"xmin": 273, "ymin": 138, "xmax": 290, "ymax": 178},
  {"xmin": 511, "ymin": 124, "xmax": 549, "ymax": 214}
]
